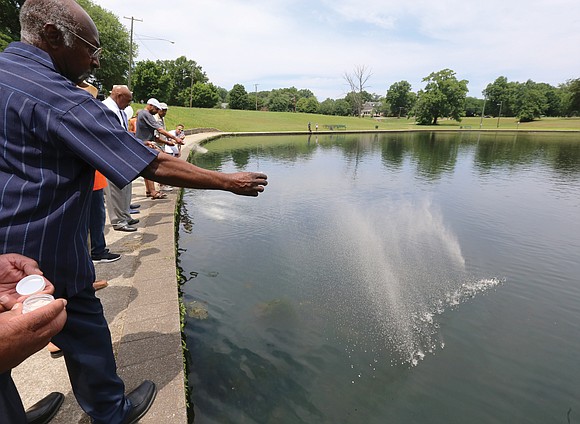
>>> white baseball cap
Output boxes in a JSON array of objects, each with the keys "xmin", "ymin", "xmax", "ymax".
[
  {"xmin": 159, "ymin": 102, "xmax": 168, "ymax": 110},
  {"xmin": 147, "ymin": 98, "xmax": 162, "ymax": 109}
]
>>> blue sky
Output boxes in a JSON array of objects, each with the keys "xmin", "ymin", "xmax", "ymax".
[{"xmin": 93, "ymin": 0, "xmax": 580, "ymax": 100}]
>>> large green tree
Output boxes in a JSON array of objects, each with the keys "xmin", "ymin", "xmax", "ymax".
[
  {"xmin": 415, "ymin": 69, "xmax": 469, "ymax": 125},
  {"xmin": 485, "ymin": 77, "xmax": 566, "ymax": 120},
  {"xmin": 228, "ymin": 84, "xmax": 250, "ymax": 110},
  {"xmin": 537, "ymin": 82, "xmax": 563, "ymax": 117},
  {"xmin": 318, "ymin": 98, "xmax": 335, "ymax": 115},
  {"xmin": 385, "ymin": 80, "xmax": 416, "ymax": 117},
  {"xmin": 185, "ymin": 82, "xmax": 219, "ymax": 108},
  {"xmin": 333, "ymin": 99, "xmax": 351, "ymax": 116},
  {"xmin": 296, "ymin": 96, "xmax": 319, "ymax": 114},
  {"xmin": 131, "ymin": 60, "xmax": 173, "ymax": 103},
  {"xmin": 483, "ymin": 76, "xmax": 517, "ymax": 117},
  {"xmin": 265, "ymin": 87, "xmax": 313, "ymax": 112},
  {"xmin": 267, "ymin": 90, "xmax": 291, "ymax": 112},
  {"xmin": 158, "ymin": 56, "xmax": 206, "ymax": 105},
  {"xmin": 464, "ymin": 96, "xmax": 485, "ymax": 117},
  {"xmin": 513, "ymin": 80, "xmax": 547, "ymax": 122},
  {"xmin": 561, "ymin": 78, "xmax": 580, "ymax": 116}
]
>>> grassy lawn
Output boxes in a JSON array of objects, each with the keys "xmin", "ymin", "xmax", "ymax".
[{"xmin": 130, "ymin": 104, "xmax": 580, "ymax": 133}]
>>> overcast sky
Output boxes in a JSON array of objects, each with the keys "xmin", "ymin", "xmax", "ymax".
[{"xmin": 92, "ymin": 0, "xmax": 580, "ymax": 101}]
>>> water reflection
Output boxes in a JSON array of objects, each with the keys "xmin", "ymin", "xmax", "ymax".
[
  {"xmin": 196, "ymin": 131, "xmax": 580, "ymax": 180},
  {"xmin": 182, "ymin": 131, "xmax": 580, "ymax": 423}
]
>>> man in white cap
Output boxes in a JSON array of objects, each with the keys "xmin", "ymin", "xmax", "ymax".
[
  {"xmin": 135, "ymin": 98, "xmax": 183, "ymax": 199},
  {"xmin": 153, "ymin": 102, "xmax": 170, "ymax": 150}
]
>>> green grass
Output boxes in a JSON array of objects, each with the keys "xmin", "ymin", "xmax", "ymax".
[{"xmin": 131, "ymin": 104, "xmax": 580, "ymax": 133}]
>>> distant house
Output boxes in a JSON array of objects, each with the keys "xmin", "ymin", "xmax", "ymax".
[{"xmin": 361, "ymin": 101, "xmax": 382, "ymax": 117}]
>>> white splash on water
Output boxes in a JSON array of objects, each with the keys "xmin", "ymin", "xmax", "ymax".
[{"xmin": 325, "ymin": 197, "xmax": 503, "ymax": 367}]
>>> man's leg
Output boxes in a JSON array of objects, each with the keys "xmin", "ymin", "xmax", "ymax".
[
  {"xmin": 89, "ymin": 189, "xmax": 107, "ymax": 257},
  {"xmin": 0, "ymin": 371, "xmax": 26, "ymax": 423},
  {"xmin": 52, "ymin": 287, "xmax": 131, "ymax": 424},
  {"xmin": 104, "ymin": 182, "xmax": 131, "ymax": 229},
  {"xmin": 123, "ymin": 182, "xmax": 133, "ymax": 214}
]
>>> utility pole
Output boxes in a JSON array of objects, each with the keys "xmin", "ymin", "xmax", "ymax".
[
  {"xmin": 124, "ymin": 16, "xmax": 142, "ymax": 91},
  {"xmin": 496, "ymin": 101, "xmax": 503, "ymax": 128},
  {"xmin": 254, "ymin": 84, "xmax": 259, "ymax": 111}
]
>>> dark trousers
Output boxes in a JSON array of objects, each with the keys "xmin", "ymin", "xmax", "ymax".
[
  {"xmin": 0, "ymin": 287, "xmax": 132, "ymax": 424},
  {"xmin": 89, "ymin": 189, "xmax": 107, "ymax": 256},
  {"xmin": 0, "ymin": 371, "xmax": 26, "ymax": 423}
]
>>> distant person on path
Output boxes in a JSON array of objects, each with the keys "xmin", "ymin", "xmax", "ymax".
[
  {"xmin": 166, "ymin": 124, "xmax": 186, "ymax": 157},
  {"xmin": 0, "ymin": 0, "xmax": 267, "ymax": 422},
  {"xmin": 308, "ymin": 121, "xmax": 312, "ymax": 132}
]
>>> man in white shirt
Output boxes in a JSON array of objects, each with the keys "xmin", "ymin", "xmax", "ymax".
[
  {"xmin": 166, "ymin": 124, "xmax": 185, "ymax": 157},
  {"xmin": 155, "ymin": 103, "xmax": 173, "ymax": 192},
  {"xmin": 102, "ymin": 85, "xmax": 139, "ymax": 232}
]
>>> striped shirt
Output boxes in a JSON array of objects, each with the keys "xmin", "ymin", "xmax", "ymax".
[{"xmin": 0, "ymin": 42, "xmax": 158, "ymax": 297}]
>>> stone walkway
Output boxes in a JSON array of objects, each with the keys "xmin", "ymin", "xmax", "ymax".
[{"xmin": 13, "ymin": 132, "xmax": 221, "ymax": 423}]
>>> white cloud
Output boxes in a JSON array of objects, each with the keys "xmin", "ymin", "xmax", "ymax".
[{"xmin": 92, "ymin": 0, "xmax": 580, "ymax": 100}]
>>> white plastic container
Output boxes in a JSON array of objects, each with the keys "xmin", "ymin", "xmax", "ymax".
[
  {"xmin": 22, "ymin": 294, "xmax": 55, "ymax": 313},
  {"xmin": 16, "ymin": 275, "xmax": 55, "ymax": 314}
]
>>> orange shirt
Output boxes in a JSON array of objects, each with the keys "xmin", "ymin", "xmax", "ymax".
[
  {"xmin": 128, "ymin": 116, "xmax": 137, "ymax": 134},
  {"xmin": 93, "ymin": 170, "xmax": 108, "ymax": 191}
]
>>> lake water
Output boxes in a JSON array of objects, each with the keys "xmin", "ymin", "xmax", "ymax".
[{"xmin": 177, "ymin": 131, "xmax": 580, "ymax": 424}]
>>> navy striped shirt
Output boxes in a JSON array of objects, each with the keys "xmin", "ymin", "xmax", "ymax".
[{"xmin": 0, "ymin": 42, "xmax": 158, "ymax": 297}]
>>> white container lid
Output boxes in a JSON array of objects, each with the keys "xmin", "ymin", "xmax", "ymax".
[{"xmin": 16, "ymin": 275, "xmax": 46, "ymax": 296}]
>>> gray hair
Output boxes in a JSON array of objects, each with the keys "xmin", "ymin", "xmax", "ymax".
[{"xmin": 20, "ymin": 0, "xmax": 79, "ymax": 48}]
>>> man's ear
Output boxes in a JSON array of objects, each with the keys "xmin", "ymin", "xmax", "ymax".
[{"xmin": 42, "ymin": 23, "xmax": 64, "ymax": 49}]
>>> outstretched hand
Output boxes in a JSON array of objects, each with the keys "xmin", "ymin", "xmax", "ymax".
[{"xmin": 227, "ymin": 172, "xmax": 268, "ymax": 196}]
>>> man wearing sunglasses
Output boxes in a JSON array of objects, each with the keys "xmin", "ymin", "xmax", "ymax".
[{"xmin": 0, "ymin": 0, "xmax": 267, "ymax": 423}]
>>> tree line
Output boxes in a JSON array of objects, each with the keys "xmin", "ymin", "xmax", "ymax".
[{"xmin": 2, "ymin": 0, "xmax": 579, "ymax": 124}]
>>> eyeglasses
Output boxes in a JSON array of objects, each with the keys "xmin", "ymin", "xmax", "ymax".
[{"xmin": 63, "ymin": 26, "xmax": 102, "ymax": 59}]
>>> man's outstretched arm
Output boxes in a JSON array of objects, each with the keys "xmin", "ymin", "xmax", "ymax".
[{"xmin": 140, "ymin": 153, "xmax": 268, "ymax": 197}]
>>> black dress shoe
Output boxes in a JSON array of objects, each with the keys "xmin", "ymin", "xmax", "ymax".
[
  {"xmin": 114, "ymin": 225, "xmax": 137, "ymax": 232},
  {"xmin": 130, "ymin": 203, "xmax": 141, "ymax": 209},
  {"xmin": 124, "ymin": 380, "xmax": 157, "ymax": 424},
  {"xmin": 25, "ymin": 392, "xmax": 64, "ymax": 424},
  {"xmin": 127, "ymin": 218, "xmax": 140, "ymax": 225}
]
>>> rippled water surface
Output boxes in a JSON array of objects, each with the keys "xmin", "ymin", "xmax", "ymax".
[{"xmin": 177, "ymin": 132, "xmax": 580, "ymax": 423}]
